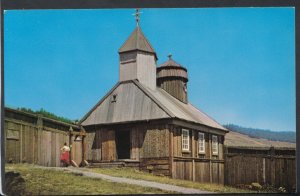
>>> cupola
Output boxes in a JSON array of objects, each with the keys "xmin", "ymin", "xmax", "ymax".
[
  {"xmin": 157, "ymin": 55, "xmax": 188, "ymax": 103},
  {"xmin": 118, "ymin": 9, "xmax": 157, "ymax": 90}
]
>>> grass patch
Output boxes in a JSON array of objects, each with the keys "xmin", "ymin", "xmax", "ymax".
[
  {"xmin": 90, "ymin": 167, "xmax": 256, "ymax": 193},
  {"xmin": 5, "ymin": 164, "xmax": 173, "ymax": 195}
]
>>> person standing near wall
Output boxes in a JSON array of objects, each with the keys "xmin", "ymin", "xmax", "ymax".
[{"xmin": 60, "ymin": 142, "xmax": 70, "ymax": 167}]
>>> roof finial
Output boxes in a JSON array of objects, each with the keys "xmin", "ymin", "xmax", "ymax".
[
  {"xmin": 168, "ymin": 53, "xmax": 172, "ymax": 60},
  {"xmin": 134, "ymin": 8, "xmax": 141, "ymax": 26}
]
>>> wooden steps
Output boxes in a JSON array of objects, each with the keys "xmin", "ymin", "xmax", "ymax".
[{"xmin": 87, "ymin": 160, "xmax": 140, "ymax": 168}]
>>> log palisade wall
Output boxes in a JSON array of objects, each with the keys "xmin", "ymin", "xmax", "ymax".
[
  {"xmin": 6, "ymin": 108, "xmax": 294, "ymax": 190},
  {"xmin": 5, "ymin": 108, "xmax": 84, "ymax": 167},
  {"xmin": 224, "ymin": 147, "xmax": 295, "ymax": 191}
]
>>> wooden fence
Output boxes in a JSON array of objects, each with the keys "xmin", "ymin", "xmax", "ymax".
[
  {"xmin": 224, "ymin": 146, "xmax": 296, "ymax": 191},
  {"xmin": 4, "ymin": 108, "xmax": 85, "ymax": 167}
]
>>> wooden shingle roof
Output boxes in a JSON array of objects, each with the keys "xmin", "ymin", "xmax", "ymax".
[
  {"xmin": 225, "ymin": 131, "xmax": 296, "ymax": 148},
  {"xmin": 80, "ymin": 80, "xmax": 227, "ymax": 132},
  {"xmin": 119, "ymin": 26, "xmax": 157, "ymax": 57},
  {"xmin": 159, "ymin": 58, "xmax": 183, "ymax": 67}
]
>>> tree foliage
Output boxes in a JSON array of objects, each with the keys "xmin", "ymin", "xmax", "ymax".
[{"xmin": 17, "ymin": 107, "xmax": 75, "ymax": 124}]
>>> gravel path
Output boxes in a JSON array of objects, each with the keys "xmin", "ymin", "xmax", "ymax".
[{"xmin": 40, "ymin": 166, "xmax": 212, "ymax": 194}]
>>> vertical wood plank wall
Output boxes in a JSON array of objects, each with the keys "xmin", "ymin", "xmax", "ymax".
[
  {"xmin": 224, "ymin": 148, "xmax": 296, "ymax": 191},
  {"xmin": 71, "ymin": 135, "xmax": 83, "ymax": 165},
  {"xmin": 171, "ymin": 126, "xmax": 225, "ymax": 184},
  {"xmin": 157, "ymin": 79, "xmax": 187, "ymax": 103},
  {"xmin": 85, "ymin": 124, "xmax": 171, "ymax": 175},
  {"xmin": 5, "ymin": 109, "xmax": 83, "ymax": 167},
  {"xmin": 102, "ymin": 130, "xmax": 116, "ymax": 161}
]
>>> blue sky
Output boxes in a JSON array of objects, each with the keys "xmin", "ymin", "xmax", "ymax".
[{"xmin": 4, "ymin": 8, "xmax": 295, "ymax": 132}]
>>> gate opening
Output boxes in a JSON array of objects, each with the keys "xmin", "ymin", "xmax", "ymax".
[{"xmin": 116, "ymin": 130, "xmax": 130, "ymax": 159}]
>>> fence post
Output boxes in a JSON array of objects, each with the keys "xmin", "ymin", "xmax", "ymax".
[
  {"xmin": 69, "ymin": 126, "xmax": 73, "ymax": 163},
  {"xmin": 209, "ymin": 134, "xmax": 212, "ymax": 183},
  {"xmin": 36, "ymin": 115, "xmax": 43, "ymax": 165},
  {"xmin": 80, "ymin": 127, "xmax": 86, "ymax": 165},
  {"xmin": 224, "ymin": 145, "xmax": 228, "ymax": 185},
  {"xmin": 269, "ymin": 146, "xmax": 275, "ymax": 186}
]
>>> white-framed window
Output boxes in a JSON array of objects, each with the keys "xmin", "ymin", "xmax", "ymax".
[
  {"xmin": 198, "ymin": 132, "xmax": 205, "ymax": 153},
  {"xmin": 182, "ymin": 129, "xmax": 189, "ymax": 151},
  {"xmin": 212, "ymin": 135, "xmax": 218, "ymax": 155}
]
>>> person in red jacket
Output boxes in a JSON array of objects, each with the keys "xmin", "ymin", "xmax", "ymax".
[{"xmin": 60, "ymin": 142, "xmax": 70, "ymax": 167}]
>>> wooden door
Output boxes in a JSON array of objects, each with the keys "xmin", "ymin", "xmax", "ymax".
[
  {"xmin": 102, "ymin": 130, "xmax": 116, "ymax": 161},
  {"xmin": 72, "ymin": 136, "xmax": 83, "ymax": 166}
]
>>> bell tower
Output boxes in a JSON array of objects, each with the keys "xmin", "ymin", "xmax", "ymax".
[
  {"xmin": 118, "ymin": 9, "xmax": 157, "ymax": 90},
  {"xmin": 157, "ymin": 55, "xmax": 188, "ymax": 103}
]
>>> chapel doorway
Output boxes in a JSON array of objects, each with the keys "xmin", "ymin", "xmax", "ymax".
[{"xmin": 115, "ymin": 130, "xmax": 130, "ymax": 159}]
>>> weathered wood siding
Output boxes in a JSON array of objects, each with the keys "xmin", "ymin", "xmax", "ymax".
[
  {"xmin": 130, "ymin": 127, "xmax": 140, "ymax": 160},
  {"xmin": 81, "ymin": 82, "xmax": 169, "ymax": 126},
  {"xmin": 157, "ymin": 63, "xmax": 188, "ymax": 103},
  {"xmin": 171, "ymin": 126, "xmax": 224, "ymax": 184},
  {"xmin": 102, "ymin": 130, "xmax": 116, "ymax": 161},
  {"xmin": 85, "ymin": 129, "xmax": 116, "ymax": 162},
  {"xmin": 140, "ymin": 125, "xmax": 169, "ymax": 158},
  {"xmin": 4, "ymin": 108, "xmax": 83, "ymax": 167},
  {"xmin": 72, "ymin": 135, "xmax": 83, "ymax": 165},
  {"xmin": 85, "ymin": 124, "xmax": 169, "ymax": 162},
  {"xmin": 136, "ymin": 51, "xmax": 157, "ymax": 90},
  {"xmin": 157, "ymin": 67, "xmax": 188, "ymax": 79},
  {"xmin": 173, "ymin": 160, "xmax": 193, "ymax": 180},
  {"xmin": 224, "ymin": 147, "xmax": 295, "ymax": 191},
  {"xmin": 194, "ymin": 160, "xmax": 210, "ymax": 182},
  {"xmin": 120, "ymin": 51, "xmax": 138, "ymax": 81},
  {"xmin": 157, "ymin": 78, "xmax": 187, "ymax": 103},
  {"xmin": 85, "ymin": 132, "xmax": 101, "ymax": 162},
  {"xmin": 120, "ymin": 51, "xmax": 156, "ymax": 90},
  {"xmin": 140, "ymin": 158, "xmax": 170, "ymax": 176}
]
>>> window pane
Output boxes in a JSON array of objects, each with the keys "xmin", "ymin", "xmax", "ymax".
[
  {"xmin": 212, "ymin": 135, "xmax": 218, "ymax": 154},
  {"xmin": 198, "ymin": 132, "xmax": 205, "ymax": 153},
  {"xmin": 182, "ymin": 129, "xmax": 189, "ymax": 151}
]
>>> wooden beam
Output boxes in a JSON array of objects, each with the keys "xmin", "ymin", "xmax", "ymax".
[
  {"xmin": 209, "ymin": 134, "xmax": 212, "ymax": 183},
  {"xmin": 83, "ymin": 117, "xmax": 227, "ymax": 135},
  {"xmin": 5, "ymin": 118, "xmax": 81, "ymax": 136},
  {"xmin": 82, "ymin": 135, "xmax": 86, "ymax": 164},
  {"xmin": 71, "ymin": 160, "xmax": 79, "ymax": 167},
  {"xmin": 173, "ymin": 156, "xmax": 224, "ymax": 162},
  {"xmin": 5, "ymin": 107, "xmax": 80, "ymax": 130},
  {"xmin": 5, "ymin": 118, "xmax": 37, "ymax": 128},
  {"xmin": 169, "ymin": 125, "xmax": 174, "ymax": 178},
  {"xmin": 69, "ymin": 133, "xmax": 72, "ymax": 162},
  {"xmin": 20, "ymin": 124, "xmax": 23, "ymax": 163},
  {"xmin": 172, "ymin": 119, "xmax": 228, "ymax": 135},
  {"xmin": 225, "ymin": 153, "xmax": 295, "ymax": 159},
  {"xmin": 191, "ymin": 130, "xmax": 195, "ymax": 181},
  {"xmin": 43, "ymin": 127, "xmax": 69, "ymax": 135}
]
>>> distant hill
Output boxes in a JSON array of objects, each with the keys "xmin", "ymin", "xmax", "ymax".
[{"xmin": 223, "ymin": 124, "xmax": 295, "ymax": 143}]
